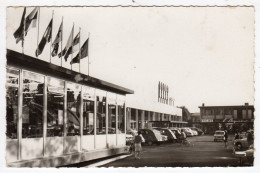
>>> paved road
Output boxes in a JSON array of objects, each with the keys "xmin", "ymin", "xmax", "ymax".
[{"xmin": 101, "ymin": 135, "xmax": 239, "ymax": 167}]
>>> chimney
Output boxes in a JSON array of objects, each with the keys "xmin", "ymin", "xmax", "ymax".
[
  {"xmin": 245, "ymin": 103, "xmax": 249, "ymax": 106},
  {"xmin": 202, "ymin": 103, "xmax": 205, "ymax": 107}
]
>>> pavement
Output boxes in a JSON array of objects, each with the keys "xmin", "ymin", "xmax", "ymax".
[
  {"xmin": 100, "ymin": 135, "xmax": 240, "ymax": 167},
  {"xmin": 64, "ymin": 135, "xmax": 249, "ymax": 167}
]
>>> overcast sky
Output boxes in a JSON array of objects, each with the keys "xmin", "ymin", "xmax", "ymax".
[{"xmin": 6, "ymin": 7, "xmax": 254, "ymax": 113}]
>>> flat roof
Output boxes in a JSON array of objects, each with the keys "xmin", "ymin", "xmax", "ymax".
[
  {"xmin": 7, "ymin": 49, "xmax": 134, "ymax": 95},
  {"xmin": 199, "ymin": 105, "xmax": 254, "ymax": 109}
]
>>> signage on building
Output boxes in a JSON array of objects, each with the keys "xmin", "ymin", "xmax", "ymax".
[
  {"xmin": 158, "ymin": 81, "xmax": 174, "ymax": 106},
  {"xmin": 201, "ymin": 119, "xmax": 213, "ymax": 122}
]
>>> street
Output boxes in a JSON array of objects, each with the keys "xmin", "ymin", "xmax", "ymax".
[
  {"xmin": 65, "ymin": 135, "xmax": 242, "ymax": 167},
  {"xmin": 101, "ymin": 135, "xmax": 238, "ymax": 167}
]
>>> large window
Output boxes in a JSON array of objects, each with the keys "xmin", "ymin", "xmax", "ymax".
[
  {"xmin": 47, "ymin": 77, "xmax": 65, "ymax": 137},
  {"xmin": 22, "ymin": 71, "xmax": 44, "ymax": 138},
  {"xmin": 107, "ymin": 93, "xmax": 116, "ymax": 134},
  {"xmin": 96, "ymin": 90, "xmax": 106, "ymax": 134},
  {"xmin": 82, "ymin": 86, "xmax": 95, "ymax": 135},
  {"xmin": 6, "ymin": 68, "xmax": 19, "ymax": 139},
  {"xmin": 117, "ymin": 95, "xmax": 125, "ymax": 133},
  {"xmin": 66, "ymin": 83, "xmax": 81, "ymax": 136}
]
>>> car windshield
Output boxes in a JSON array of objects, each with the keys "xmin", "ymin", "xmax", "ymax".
[{"xmin": 215, "ymin": 131, "xmax": 224, "ymax": 135}]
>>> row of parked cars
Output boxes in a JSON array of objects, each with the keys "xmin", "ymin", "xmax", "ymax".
[{"xmin": 126, "ymin": 127, "xmax": 204, "ymax": 146}]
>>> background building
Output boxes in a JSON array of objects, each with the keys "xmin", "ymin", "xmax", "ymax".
[{"xmin": 197, "ymin": 103, "xmax": 254, "ymax": 134}]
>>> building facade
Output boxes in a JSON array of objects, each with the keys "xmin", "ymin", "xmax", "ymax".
[
  {"xmin": 197, "ymin": 103, "xmax": 254, "ymax": 134},
  {"xmin": 6, "ymin": 49, "xmax": 134, "ymax": 167}
]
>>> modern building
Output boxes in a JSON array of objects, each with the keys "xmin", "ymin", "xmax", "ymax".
[
  {"xmin": 6, "ymin": 49, "xmax": 134, "ymax": 167},
  {"xmin": 197, "ymin": 103, "xmax": 254, "ymax": 134}
]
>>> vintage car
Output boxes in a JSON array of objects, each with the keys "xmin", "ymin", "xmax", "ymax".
[
  {"xmin": 139, "ymin": 129, "xmax": 163, "ymax": 145},
  {"xmin": 213, "ymin": 130, "xmax": 225, "ymax": 142},
  {"xmin": 233, "ymin": 131, "xmax": 254, "ymax": 151},
  {"xmin": 180, "ymin": 128, "xmax": 193, "ymax": 137},
  {"xmin": 155, "ymin": 128, "xmax": 177, "ymax": 143},
  {"xmin": 190, "ymin": 127, "xmax": 204, "ymax": 135}
]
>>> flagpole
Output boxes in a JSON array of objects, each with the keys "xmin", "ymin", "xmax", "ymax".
[
  {"xmin": 50, "ymin": 10, "xmax": 54, "ymax": 63},
  {"xmin": 22, "ymin": 7, "xmax": 26, "ymax": 54},
  {"xmin": 88, "ymin": 32, "xmax": 90, "ymax": 76},
  {"xmin": 79, "ymin": 27, "xmax": 81, "ymax": 73},
  {"xmin": 61, "ymin": 17, "xmax": 63, "ymax": 67},
  {"xmin": 36, "ymin": 8, "xmax": 40, "ymax": 58},
  {"xmin": 71, "ymin": 22, "xmax": 74, "ymax": 71}
]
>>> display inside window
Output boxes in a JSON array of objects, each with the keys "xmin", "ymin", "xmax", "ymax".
[
  {"xmin": 6, "ymin": 68, "xmax": 19, "ymax": 139},
  {"xmin": 83, "ymin": 100, "xmax": 94, "ymax": 135},
  {"xmin": 117, "ymin": 104, "xmax": 125, "ymax": 133},
  {"xmin": 96, "ymin": 90, "xmax": 106, "ymax": 135},
  {"xmin": 22, "ymin": 71, "xmax": 44, "ymax": 138},
  {"xmin": 66, "ymin": 83, "xmax": 81, "ymax": 136},
  {"xmin": 47, "ymin": 77, "xmax": 65, "ymax": 137}
]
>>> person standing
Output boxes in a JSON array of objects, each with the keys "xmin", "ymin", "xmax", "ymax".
[
  {"xmin": 224, "ymin": 130, "xmax": 228, "ymax": 149},
  {"xmin": 134, "ymin": 131, "xmax": 143, "ymax": 159},
  {"xmin": 247, "ymin": 130, "xmax": 253, "ymax": 146}
]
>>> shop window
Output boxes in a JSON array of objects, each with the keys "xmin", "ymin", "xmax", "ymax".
[
  {"xmin": 224, "ymin": 109, "xmax": 232, "ymax": 115},
  {"xmin": 6, "ymin": 67, "xmax": 19, "ymax": 139},
  {"xmin": 248, "ymin": 110, "xmax": 252, "ymax": 119},
  {"xmin": 107, "ymin": 93, "xmax": 116, "ymax": 134},
  {"xmin": 233, "ymin": 110, "xmax": 238, "ymax": 119},
  {"xmin": 66, "ymin": 82, "xmax": 81, "ymax": 136},
  {"xmin": 117, "ymin": 95, "xmax": 125, "ymax": 133},
  {"xmin": 22, "ymin": 71, "xmax": 44, "ymax": 138},
  {"xmin": 82, "ymin": 86, "xmax": 95, "ymax": 135},
  {"xmin": 47, "ymin": 77, "xmax": 65, "ymax": 137},
  {"xmin": 242, "ymin": 109, "xmax": 247, "ymax": 119},
  {"xmin": 96, "ymin": 90, "xmax": 106, "ymax": 134}
]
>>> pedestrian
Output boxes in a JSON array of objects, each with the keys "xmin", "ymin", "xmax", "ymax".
[
  {"xmin": 224, "ymin": 130, "xmax": 228, "ymax": 149},
  {"xmin": 134, "ymin": 131, "xmax": 143, "ymax": 159},
  {"xmin": 247, "ymin": 130, "xmax": 253, "ymax": 146},
  {"xmin": 234, "ymin": 132, "xmax": 239, "ymax": 140}
]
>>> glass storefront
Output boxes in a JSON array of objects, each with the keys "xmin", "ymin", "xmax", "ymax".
[
  {"xmin": 22, "ymin": 71, "xmax": 44, "ymax": 138},
  {"xmin": 47, "ymin": 77, "xmax": 65, "ymax": 137},
  {"xmin": 5, "ymin": 66, "xmax": 128, "ymax": 162},
  {"xmin": 66, "ymin": 82, "xmax": 81, "ymax": 136},
  {"xmin": 82, "ymin": 86, "xmax": 95, "ymax": 135},
  {"xmin": 117, "ymin": 95, "xmax": 125, "ymax": 133},
  {"xmin": 6, "ymin": 68, "xmax": 19, "ymax": 139},
  {"xmin": 96, "ymin": 89, "xmax": 106, "ymax": 134},
  {"xmin": 107, "ymin": 92, "xmax": 116, "ymax": 134}
]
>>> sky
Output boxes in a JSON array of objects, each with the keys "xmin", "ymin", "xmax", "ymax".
[{"xmin": 6, "ymin": 7, "xmax": 255, "ymax": 113}]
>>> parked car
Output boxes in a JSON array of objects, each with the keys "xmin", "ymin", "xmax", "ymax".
[
  {"xmin": 190, "ymin": 127, "xmax": 204, "ymax": 135},
  {"xmin": 213, "ymin": 130, "xmax": 225, "ymax": 142},
  {"xmin": 126, "ymin": 130, "xmax": 135, "ymax": 145},
  {"xmin": 180, "ymin": 128, "xmax": 193, "ymax": 137},
  {"xmin": 233, "ymin": 131, "xmax": 253, "ymax": 151},
  {"xmin": 139, "ymin": 129, "xmax": 163, "ymax": 145},
  {"xmin": 170, "ymin": 128, "xmax": 182, "ymax": 142},
  {"xmin": 188, "ymin": 128, "xmax": 198, "ymax": 136},
  {"xmin": 155, "ymin": 128, "xmax": 177, "ymax": 143}
]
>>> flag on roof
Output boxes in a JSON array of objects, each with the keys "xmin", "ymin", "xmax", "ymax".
[
  {"xmin": 71, "ymin": 38, "xmax": 89, "ymax": 64},
  {"xmin": 35, "ymin": 18, "xmax": 53, "ymax": 57},
  {"xmin": 58, "ymin": 25, "xmax": 74, "ymax": 58},
  {"xmin": 64, "ymin": 32, "xmax": 80, "ymax": 61},
  {"xmin": 51, "ymin": 20, "xmax": 63, "ymax": 57},
  {"xmin": 25, "ymin": 7, "xmax": 38, "ymax": 36},
  {"xmin": 13, "ymin": 8, "xmax": 26, "ymax": 44}
]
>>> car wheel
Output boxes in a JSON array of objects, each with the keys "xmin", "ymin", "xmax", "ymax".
[
  {"xmin": 236, "ymin": 143, "xmax": 242, "ymax": 150},
  {"xmin": 214, "ymin": 139, "xmax": 216, "ymax": 142},
  {"xmin": 147, "ymin": 141, "xmax": 153, "ymax": 146}
]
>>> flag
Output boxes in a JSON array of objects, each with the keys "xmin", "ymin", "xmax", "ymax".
[
  {"xmin": 64, "ymin": 32, "xmax": 80, "ymax": 61},
  {"xmin": 58, "ymin": 25, "xmax": 74, "ymax": 58},
  {"xmin": 13, "ymin": 7, "xmax": 26, "ymax": 44},
  {"xmin": 25, "ymin": 7, "xmax": 38, "ymax": 36},
  {"xmin": 35, "ymin": 19, "xmax": 53, "ymax": 57},
  {"xmin": 70, "ymin": 38, "xmax": 89, "ymax": 64},
  {"xmin": 51, "ymin": 21, "xmax": 63, "ymax": 57}
]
